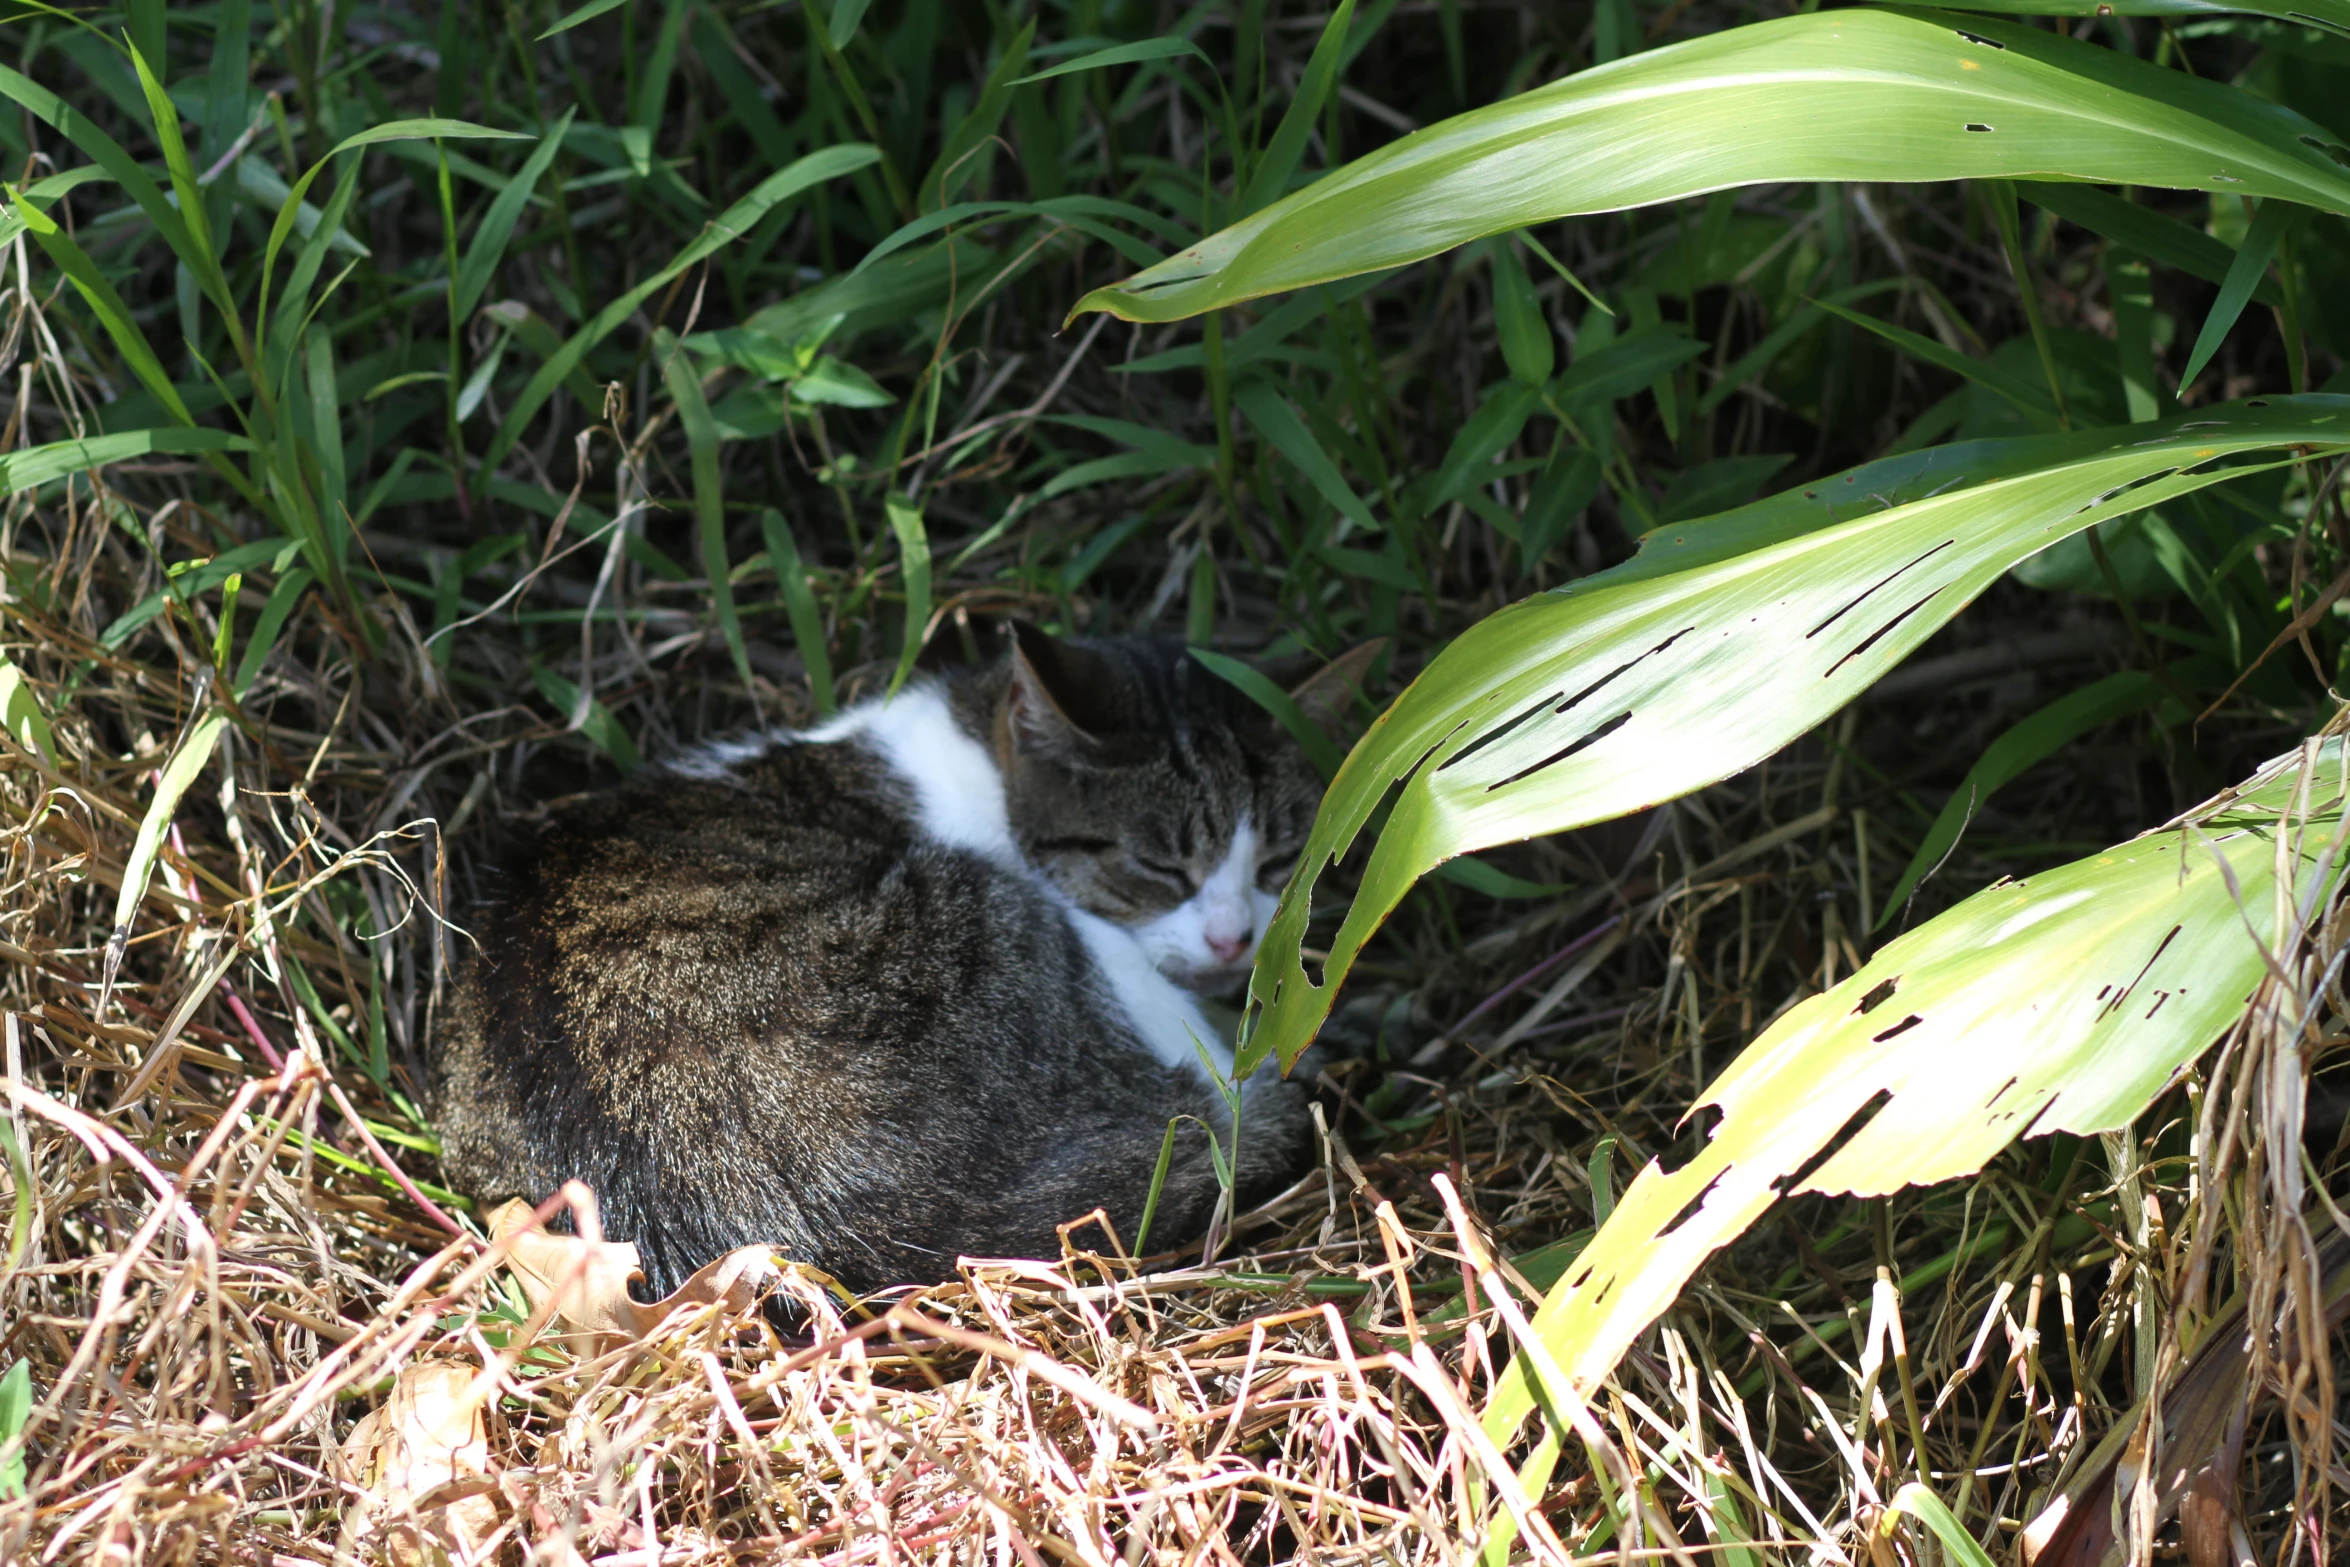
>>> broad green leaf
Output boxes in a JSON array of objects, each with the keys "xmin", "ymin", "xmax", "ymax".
[
  {"xmin": 454, "ymin": 107, "xmax": 575, "ymax": 321},
  {"xmin": 1929, "ymin": 0, "xmax": 2348, "ymax": 24},
  {"xmin": 1237, "ymin": 396, "xmax": 2350, "ymax": 1075},
  {"xmin": 1551, "ymin": 328, "xmax": 1705, "ymax": 410},
  {"xmin": 3, "ymin": 428, "xmax": 251, "ymax": 496},
  {"xmin": 481, "ymin": 143, "xmax": 879, "ymax": 473},
  {"xmin": 657, "ymin": 330, "xmax": 754, "ymax": 696},
  {"xmin": 114, "ymin": 710, "xmax": 230, "ymax": 938},
  {"xmin": 1012, "ymin": 37, "xmax": 1213, "ymax": 86},
  {"xmin": 1879, "ymin": 670, "xmax": 2166, "ymax": 923},
  {"xmin": 1425, "ymin": 381, "xmax": 1545, "ymax": 516},
  {"xmin": 2179, "ymin": 197, "xmax": 2291, "ymax": 388},
  {"xmin": 1482, "ymin": 734, "xmax": 2350, "ymax": 1449},
  {"xmin": 790, "ymin": 355, "xmax": 895, "ymax": 408},
  {"xmin": 1071, "ymin": 8, "xmax": 2350, "ymax": 323},
  {"xmin": 759, "ymin": 510, "xmax": 836, "ymax": 717}
]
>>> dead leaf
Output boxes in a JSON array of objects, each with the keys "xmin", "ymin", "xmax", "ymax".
[
  {"xmin": 488, "ymin": 1197, "xmax": 783, "ymax": 1344},
  {"xmin": 335, "ymin": 1360, "xmax": 500, "ymax": 1565}
]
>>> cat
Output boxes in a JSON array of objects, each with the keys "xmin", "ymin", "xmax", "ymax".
[{"xmin": 432, "ymin": 625, "xmax": 1357, "ymax": 1297}]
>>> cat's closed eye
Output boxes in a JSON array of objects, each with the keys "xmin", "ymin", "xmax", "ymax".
[{"xmin": 1133, "ymin": 855, "xmax": 1195, "ymax": 892}]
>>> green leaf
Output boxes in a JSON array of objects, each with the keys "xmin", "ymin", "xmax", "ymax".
[
  {"xmin": 1929, "ymin": 0, "xmax": 2349, "ymax": 25},
  {"xmin": 1012, "ymin": 37, "xmax": 1213, "ymax": 86},
  {"xmin": 454, "ymin": 107, "xmax": 575, "ymax": 322},
  {"xmin": 0, "ymin": 656, "xmax": 59, "ymax": 768},
  {"xmin": 1433, "ymin": 857, "xmax": 1570, "ymax": 899},
  {"xmin": 759, "ymin": 510, "xmax": 836, "ymax": 717},
  {"xmin": 1240, "ymin": 0, "xmax": 1357, "ymax": 216},
  {"xmin": 1235, "ymin": 381, "xmax": 1381, "ymax": 536},
  {"xmin": 3, "ymin": 428, "xmax": 251, "ymax": 497},
  {"xmin": 1426, "ymin": 381, "xmax": 1545, "ymax": 517},
  {"xmin": 0, "ymin": 1358, "xmax": 29, "ymax": 1500},
  {"xmin": 233, "ymin": 568, "xmax": 313, "ymax": 699},
  {"xmin": 1485, "ymin": 737, "xmax": 2350, "ymax": 1458},
  {"xmin": 482, "ymin": 143, "xmax": 878, "ymax": 474},
  {"xmin": 1879, "ymin": 671, "xmax": 2164, "ymax": 923},
  {"xmin": 8, "ymin": 195, "xmax": 193, "ymax": 426},
  {"xmin": 789, "ymin": 355, "xmax": 895, "ymax": 408},
  {"xmin": 1192, "ymin": 649, "xmax": 1345, "ymax": 779},
  {"xmin": 1238, "ymin": 396, "xmax": 2350, "ymax": 1076},
  {"xmin": 2179, "ymin": 198, "xmax": 2291, "ymax": 389},
  {"xmin": 1551, "ymin": 328, "xmax": 1706, "ymax": 410},
  {"xmin": 115, "ymin": 711, "xmax": 229, "ymax": 939},
  {"xmin": 540, "ymin": 0, "xmax": 630, "ymax": 40},
  {"xmin": 1071, "ymin": 9, "xmax": 2350, "ymax": 323},
  {"xmin": 885, "ymin": 499, "xmax": 933, "ymax": 698},
  {"xmin": 1814, "ymin": 297, "xmax": 2054, "ymax": 420},
  {"xmin": 2019, "ymin": 182, "xmax": 2282, "ymax": 307},
  {"xmin": 657, "ymin": 330, "xmax": 753, "ymax": 697},
  {"xmin": 1883, "ymin": 1484, "xmax": 2000, "ymax": 1567},
  {"xmin": 532, "ymin": 665, "xmax": 642, "ymax": 772},
  {"xmin": 1490, "ymin": 239, "xmax": 1555, "ymax": 385},
  {"xmin": 921, "ymin": 21, "xmax": 1035, "ymax": 209},
  {"xmin": 828, "ymin": 0, "xmax": 874, "ymax": 48}
]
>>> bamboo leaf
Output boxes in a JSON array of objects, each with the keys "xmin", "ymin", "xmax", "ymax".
[
  {"xmin": 1236, "ymin": 381, "xmax": 1382, "ymax": 536},
  {"xmin": 1484, "ymin": 736, "xmax": 2350, "ymax": 1457},
  {"xmin": 1071, "ymin": 9, "xmax": 2350, "ymax": 324},
  {"xmin": 1239, "ymin": 397, "xmax": 2350, "ymax": 1076}
]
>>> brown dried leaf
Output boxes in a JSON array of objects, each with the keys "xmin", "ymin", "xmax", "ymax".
[
  {"xmin": 335, "ymin": 1360, "xmax": 500, "ymax": 1565},
  {"xmin": 488, "ymin": 1197, "xmax": 781, "ymax": 1342}
]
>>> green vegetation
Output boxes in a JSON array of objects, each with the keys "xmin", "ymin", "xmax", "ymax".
[{"xmin": 2, "ymin": 0, "xmax": 2347, "ymax": 1559}]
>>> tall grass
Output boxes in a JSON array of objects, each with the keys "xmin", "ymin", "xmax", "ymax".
[{"xmin": 0, "ymin": 0, "xmax": 2345, "ymax": 1560}]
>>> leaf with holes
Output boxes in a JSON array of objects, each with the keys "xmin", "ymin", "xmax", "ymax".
[
  {"xmin": 1069, "ymin": 8, "xmax": 2350, "ymax": 324},
  {"xmin": 1480, "ymin": 735, "xmax": 2350, "ymax": 1468},
  {"xmin": 1236, "ymin": 396, "xmax": 2350, "ymax": 1076}
]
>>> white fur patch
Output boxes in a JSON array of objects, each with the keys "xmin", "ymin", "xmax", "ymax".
[
  {"xmin": 1063, "ymin": 905, "xmax": 1235, "ymax": 1081},
  {"xmin": 665, "ymin": 732, "xmax": 780, "ymax": 780},
  {"xmin": 810, "ymin": 685, "xmax": 1018, "ymax": 864},
  {"xmin": 1136, "ymin": 814, "xmax": 1277, "ymax": 990}
]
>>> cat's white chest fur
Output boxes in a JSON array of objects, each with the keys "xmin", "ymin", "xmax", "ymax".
[{"xmin": 782, "ymin": 688, "xmax": 1235, "ymax": 1083}]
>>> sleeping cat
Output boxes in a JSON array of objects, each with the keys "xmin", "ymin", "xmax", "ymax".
[{"xmin": 432, "ymin": 626, "xmax": 1346, "ymax": 1296}]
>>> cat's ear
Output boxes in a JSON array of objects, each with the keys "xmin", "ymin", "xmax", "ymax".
[
  {"xmin": 1286, "ymin": 639, "xmax": 1386, "ymax": 740},
  {"xmin": 1005, "ymin": 623, "xmax": 1106, "ymax": 753}
]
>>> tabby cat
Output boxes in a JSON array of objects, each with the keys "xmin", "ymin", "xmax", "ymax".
[{"xmin": 433, "ymin": 626, "xmax": 1347, "ymax": 1295}]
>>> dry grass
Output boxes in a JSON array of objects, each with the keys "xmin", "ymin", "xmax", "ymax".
[{"xmin": 2, "ymin": 52, "xmax": 2347, "ymax": 1566}]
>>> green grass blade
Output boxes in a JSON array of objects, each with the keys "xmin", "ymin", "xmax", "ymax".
[
  {"xmin": 1235, "ymin": 381, "xmax": 1381, "ymax": 536},
  {"xmin": 884, "ymin": 499, "xmax": 932, "ymax": 698},
  {"xmin": 1490, "ymin": 239, "xmax": 1554, "ymax": 385},
  {"xmin": 1814, "ymin": 297, "xmax": 2054, "ymax": 421},
  {"xmin": 1192, "ymin": 649, "xmax": 1345, "ymax": 779},
  {"xmin": 114, "ymin": 711, "xmax": 229, "ymax": 941},
  {"xmin": 233, "ymin": 568, "xmax": 313, "ymax": 699},
  {"xmin": 656, "ymin": 330, "xmax": 754, "ymax": 696},
  {"xmin": 454, "ymin": 106, "xmax": 575, "ymax": 321},
  {"xmin": 1238, "ymin": 396, "xmax": 2350, "ymax": 1078},
  {"xmin": 1883, "ymin": 1483, "xmax": 2000, "ymax": 1567},
  {"xmin": 8, "ymin": 198, "xmax": 194, "ymax": 425},
  {"xmin": 0, "ymin": 655, "xmax": 60, "ymax": 768},
  {"xmin": 2, "ymin": 428, "xmax": 251, "ymax": 496},
  {"xmin": 2179, "ymin": 198, "xmax": 2290, "ymax": 389},
  {"xmin": 758, "ymin": 510, "xmax": 836, "ymax": 717},
  {"xmin": 1877, "ymin": 670, "xmax": 2163, "ymax": 925},
  {"xmin": 1239, "ymin": 0, "xmax": 1356, "ymax": 215},
  {"xmin": 1072, "ymin": 9, "xmax": 2350, "ymax": 323},
  {"xmin": 2105, "ymin": 249, "xmax": 2164, "ymax": 422},
  {"xmin": 540, "ymin": 0, "xmax": 629, "ymax": 40},
  {"xmin": 920, "ymin": 22, "xmax": 1037, "ymax": 208},
  {"xmin": 0, "ymin": 1358, "xmax": 28, "ymax": 1500},
  {"xmin": 531, "ymin": 665, "xmax": 642, "ymax": 772},
  {"xmin": 2018, "ymin": 182, "xmax": 2283, "ymax": 306},
  {"xmin": 481, "ymin": 143, "xmax": 878, "ymax": 474},
  {"xmin": 1013, "ymin": 37, "xmax": 1213, "ymax": 86},
  {"xmin": 0, "ymin": 63, "xmax": 199, "ymax": 278},
  {"xmin": 303, "ymin": 324, "xmax": 347, "ymax": 525}
]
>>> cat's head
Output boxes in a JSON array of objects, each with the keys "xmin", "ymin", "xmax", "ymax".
[{"xmin": 988, "ymin": 626, "xmax": 1368, "ymax": 994}]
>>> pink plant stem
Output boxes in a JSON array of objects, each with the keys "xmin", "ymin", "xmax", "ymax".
[{"xmin": 222, "ymin": 980, "xmax": 466, "ymax": 1238}]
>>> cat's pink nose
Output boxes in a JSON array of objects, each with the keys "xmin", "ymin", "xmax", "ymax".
[{"xmin": 1206, "ymin": 932, "xmax": 1250, "ymax": 965}]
